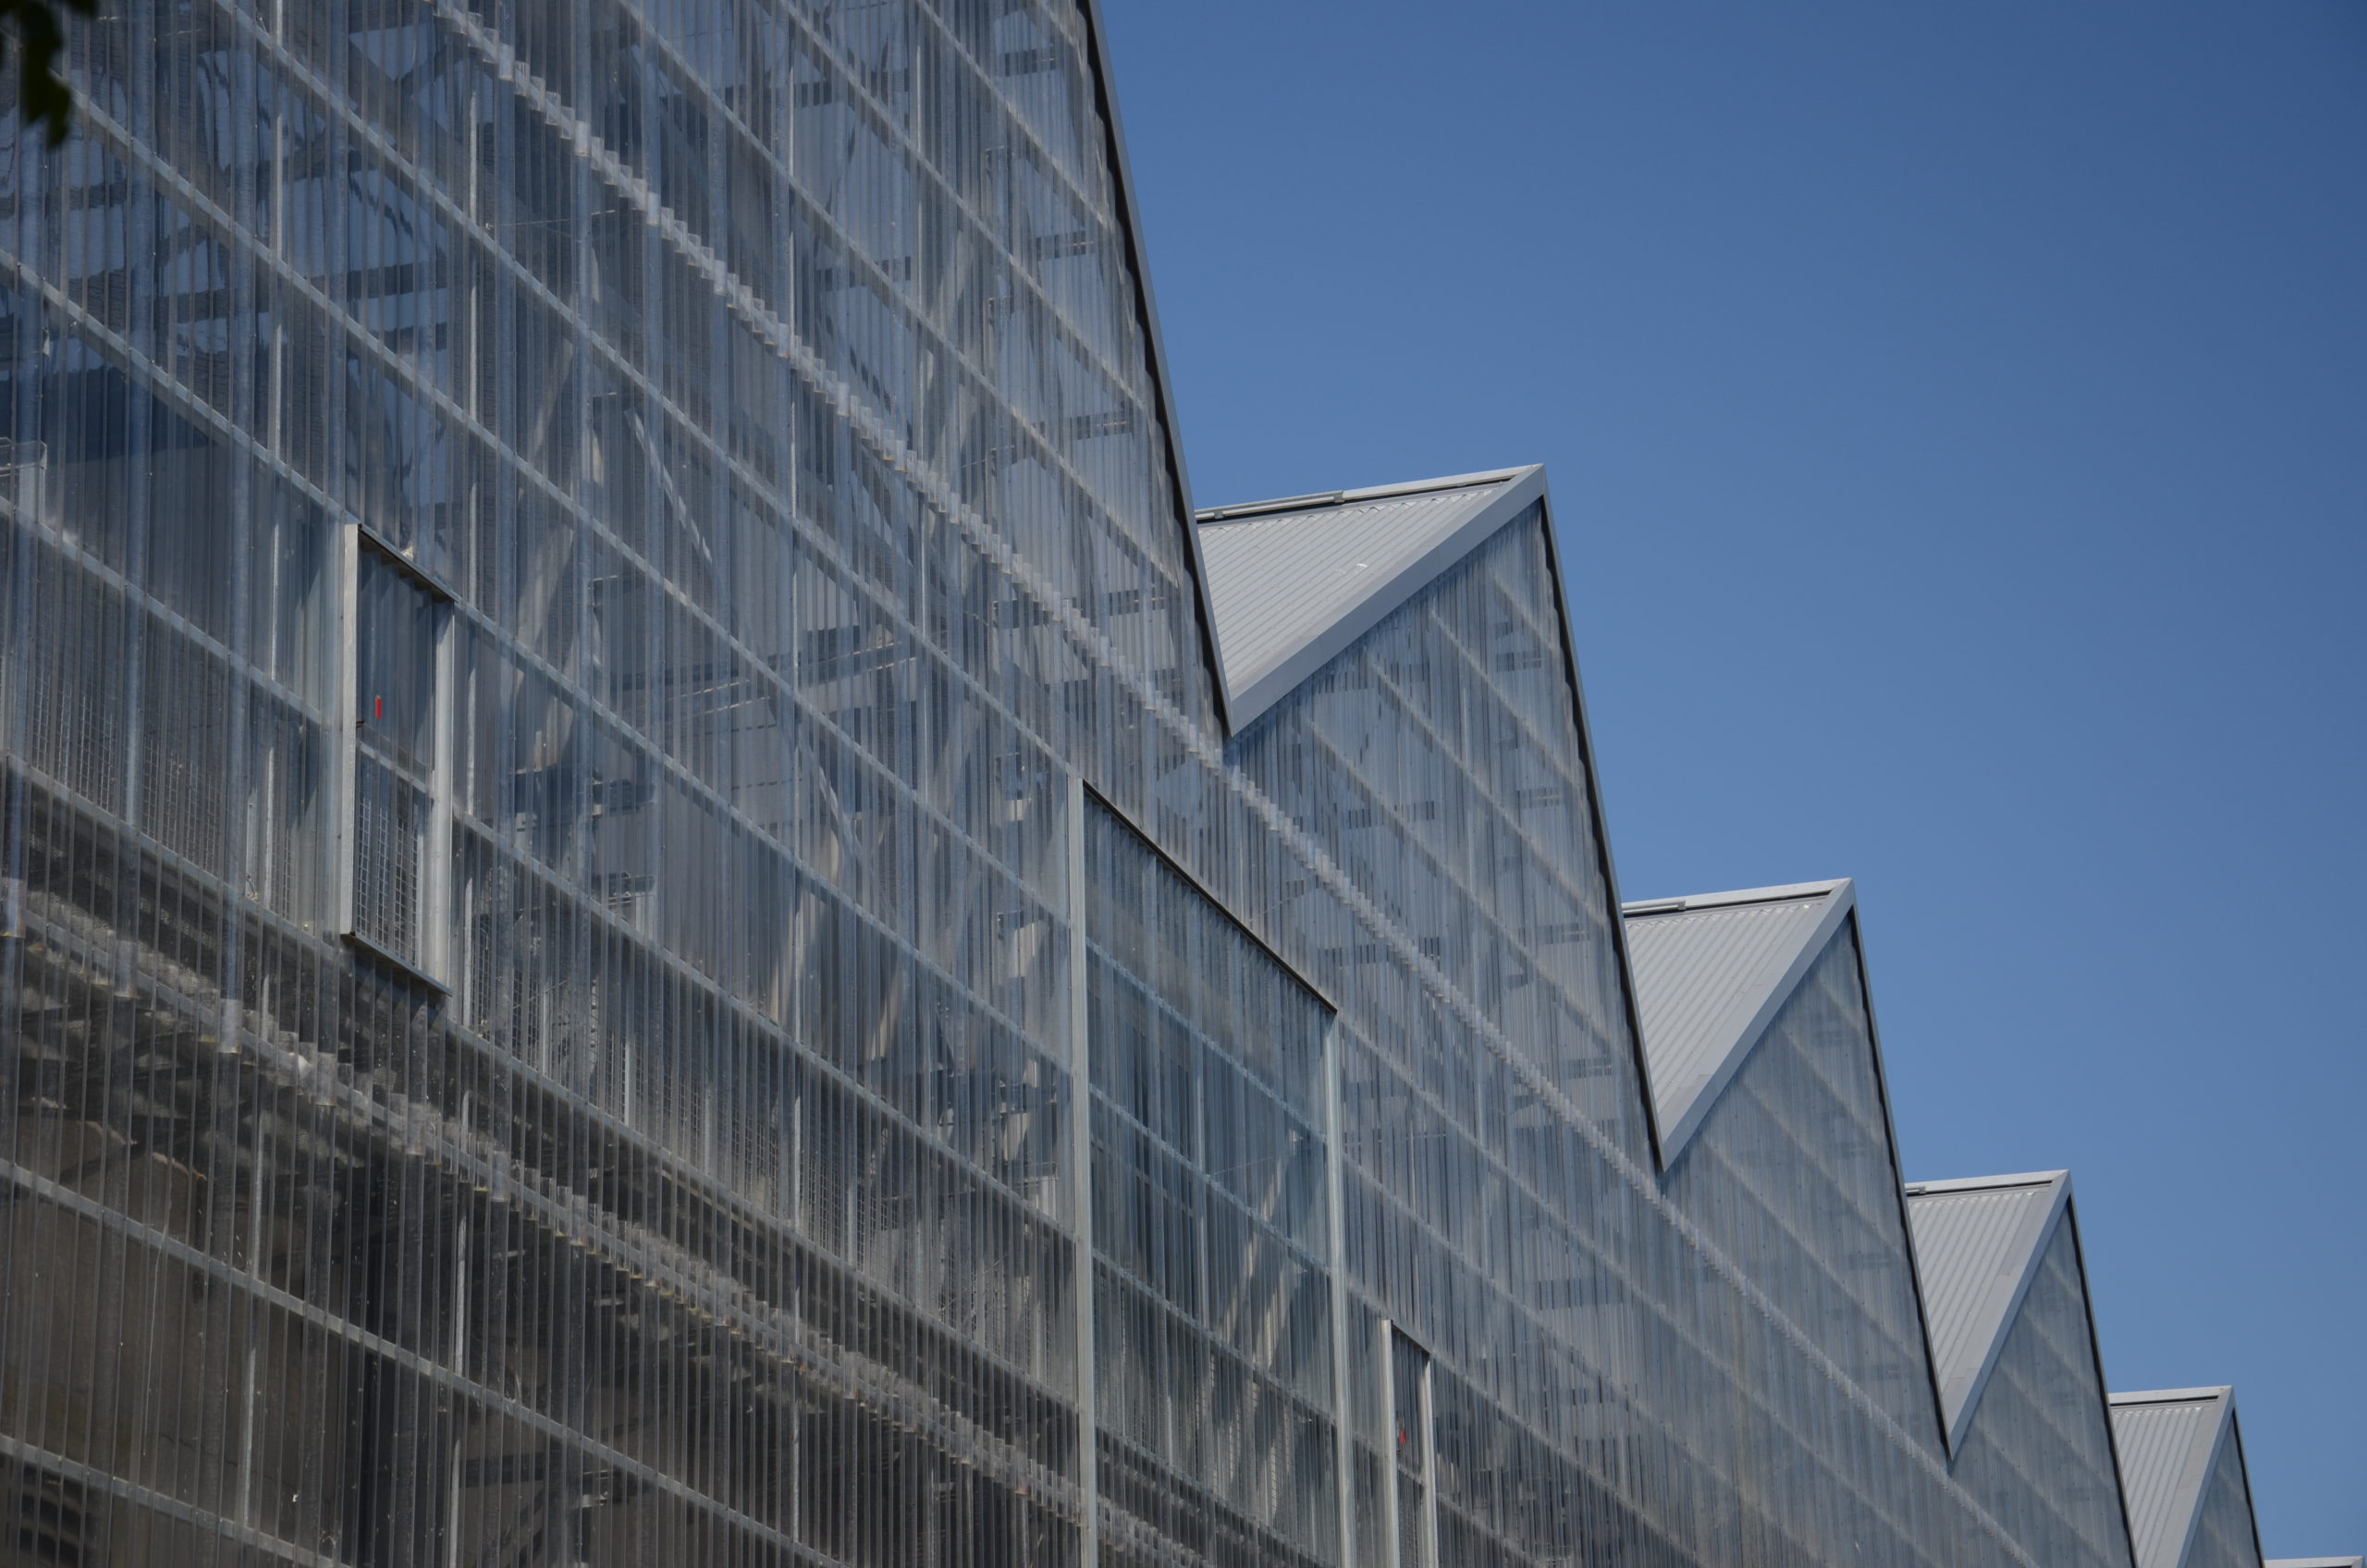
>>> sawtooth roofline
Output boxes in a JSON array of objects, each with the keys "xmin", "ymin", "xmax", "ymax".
[
  {"xmin": 1619, "ymin": 878, "xmax": 1953, "ymax": 1450},
  {"xmin": 1906, "ymin": 1169, "xmax": 2074, "ymax": 1454},
  {"xmin": 1187, "ymin": 463, "xmax": 1667, "ymax": 1168}
]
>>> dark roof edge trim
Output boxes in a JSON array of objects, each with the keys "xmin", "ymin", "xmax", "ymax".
[
  {"xmin": 1846, "ymin": 910, "xmax": 1957, "ymax": 1459},
  {"xmin": 2227, "ymin": 1410, "xmax": 2271, "ymax": 1568},
  {"xmin": 1649, "ymin": 883, "xmax": 1858, "ymax": 1167},
  {"xmin": 2066, "ymin": 1200, "xmax": 2146, "ymax": 1568},
  {"xmin": 1076, "ymin": 0, "xmax": 1235, "ymax": 736},
  {"xmin": 1524, "ymin": 479, "xmax": 1671, "ymax": 1171},
  {"xmin": 1220, "ymin": 465, "xmax": 1549, "ymax": 731},
  {"xmin": 1079, "ymin": 778, "xmax": 1337, "ymax": 1014}
]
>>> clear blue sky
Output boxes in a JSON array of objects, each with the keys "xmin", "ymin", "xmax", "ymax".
[{"xmin": 1099, "ymin": 0, "xmax": 2364, "ymax": 1550}]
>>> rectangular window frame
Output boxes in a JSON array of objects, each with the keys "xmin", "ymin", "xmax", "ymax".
[
  {"xmin": 1380, "ymin": 1321, "xmax": 1439, "ymax": 1568},
  {"xmin": 337, "ymin": 524, "xmax": 456, "ymax": 992}
]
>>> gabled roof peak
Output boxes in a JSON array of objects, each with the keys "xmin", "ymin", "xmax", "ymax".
[
  {"xmin": 2111, "ymin": 1386, "xmax": 2251, "ymax": 1568},
  {"xmin": 1193, "ymin": 465, "xmax": 1549, "ymax": 729},
  {"xmin": 1621, "ymin": 878, "xmax": 1858, "ymax": 1163},
  {"xmin": 1905, "ymin": 1169, "xmax": 2075, "ymax": 1452}
]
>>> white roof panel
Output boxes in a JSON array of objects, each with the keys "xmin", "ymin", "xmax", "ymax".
[
  {"xmin": 1904, "ymin": 1170, "xmax": 2071, "ymax": 1451},
  {"xmin": 1194, "ymin": 467, "xmax": 1546, "ymax": 727},
  {"xmin": 1620, "ymin": 881, "xmax": 1855, "ymax": 1162},
  {"xmin": 2112, "ymin": 1389, "xmax": 2235, "ymax": 1568}
]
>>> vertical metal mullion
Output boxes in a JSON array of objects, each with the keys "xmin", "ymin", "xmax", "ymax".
[
  {"xmin": 446, "ymin": 1091, "xmax": 472, "ymax": 1568},
  {"xmin": 426, "ymin": 594, "xmax": 458, "ymax": 980},
  {"xmin": 236, "ymin": 1125, "xmax": 270, "ymax": 1530},
  {"xmin": 0, "ymin": 127, "xmax": 40, "ymax": 942},
  {"xmin": 1376, "ymin": 1318, "xmax": 1402, "ymax": 1568},
  {"xmin": 332, "ymin": 524, "xmax": 360, "ymax": 935},
  {"xmin": 1065, "ymin": 770, "xmax": 1098, "ymax": 1566},
  {"xmin": 1321, "ymin": 1017, "xmax": 1355, "ymax": 1568},
  {"xmin": 1417, "ymin": 1352, "xmax": 1440, "ymax": 1568}
]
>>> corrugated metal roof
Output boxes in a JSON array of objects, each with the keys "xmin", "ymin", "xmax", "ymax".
[
  {"xmin": 1193, "ymin": 467, "xmax": 1546, "ymax": 727},
  {"xmin": 2111, "ymin": 1389, "xmax": 2234, "ymax": 1568},
  {"xmin": 1620, "ymin": 881, "xmax": 1854, "ymax": 1162},
  {"xmin": 1904, "ymin": 1170, "xmax": 2071, "ymax": 1451}
]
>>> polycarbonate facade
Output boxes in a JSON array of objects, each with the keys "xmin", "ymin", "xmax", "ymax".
[
  {"xmin": 1951, "ymin": 1221, "xmax": 2137, "ymax": 1568},
  {"xmin": 0, "ymin": 4, "xmax": 2328, "ymax": 1568},
  {"xmin": 1225, "ymin": 514, "xmax": 2058, "ymax": 1568},
  {"xmin": 0, "ymin": 0, "xmax": 1204, "ymax": 1561},
  {"xmin": 1083, "ymin": 796, "xmax": 1339, "ymax": 1566},
  {"xmin": 1652, "ymin": 919, "xmax": 1940, "ymax": 1446},
  {"xmin": 2181, "ymin": 1431, "xmax": 2264, "ymax": 1568}
]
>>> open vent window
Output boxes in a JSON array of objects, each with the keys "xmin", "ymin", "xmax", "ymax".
[{"xmin": 343, "ymin": 533, "xmax": 454, "ymax": 988}]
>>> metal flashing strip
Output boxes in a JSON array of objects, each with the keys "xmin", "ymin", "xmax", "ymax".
[
  {"xmin": 2110, "ymin": 1387, "xmax": 2239, "ymax": 1406},
  {"xmin": 341, "ymin": 927, "xmax": 453, "ymax": 998},
  {"xmin": 1194, "ymin": 465, "xmax": 1549, "ymax": 729},
  {"xmin": 1078, "ymin": 0, "xmax": 1235, "ymax": 735},
  {"xmin": 1903, "ymin": 1170, "xmax": 2074, "ymax": 1454},
  {"xmin": 354, "ymin": 524, "xmax": 457, "ymax": 603},
  {"xmin": 1195, "ymin": 467, "xmax": 1538, "ymax": 523},
  {"xmin": 1622, "ymin": 879, "xmax": 1853, "ymax": 917},
  {"xmin": 1081, "ymin": 779, "xmax": 1337, "ymax": 1013},
  {"xmin": 1621, "ymin": 880, "xmax": 1857, "ymax": 1165},
  {"xmin": 1903, "ymin": 1171, "xmax": 2064, "ymax": 1196}
]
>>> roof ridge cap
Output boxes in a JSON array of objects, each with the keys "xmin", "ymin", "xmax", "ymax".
[
  {"xmin": 2109, "ymin": 1386, "xmax": 2234, "ymax": 1406},
  {"xmin": 1623, "ymin": 879, "xmax": 1851, "ymax": 917},
  {"xmin": 1196, "ymin": 465, "xmax": 1536, "ymax": 522},
  {"xmin": 1905, "ymin": 1170, "xmax": 2069, "ymax": 1196}
]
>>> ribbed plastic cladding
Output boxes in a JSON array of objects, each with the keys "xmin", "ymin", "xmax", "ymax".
[
  {"xmin": 1624, "ymin": 895, "xmax": 1833, "ymax": 1134},
  {"xmin": 1907, "ymin": 1182, "xmax": 2059, "ymax": 1417},
  {"xmin": 1196, "ymin": 484, "xmax": 1506, "ymax": 694},
  {"xmin": 2185, "ymin": 1428, "xmax": 2265, "ymax": 1568},
  {"xmin": 1654, "ymin": 923, "xmax": 1942, "ymax": 1443},
  {"xmin": 2113, "ymin": 1398, "xmax": 2224, "ymax": 1568},
  {"xmin": 1951, "ymin": 1222, "xmax": 2138, "ymax": 1568},
  {"xmin": 0, "ymin": 1, "xmax": 2219, "ymax": 1564}
]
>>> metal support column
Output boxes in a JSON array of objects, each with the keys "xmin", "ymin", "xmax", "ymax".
[{"xmin": 1067, "ymin": 773, "xmax": 1099, "ymax": 1565}]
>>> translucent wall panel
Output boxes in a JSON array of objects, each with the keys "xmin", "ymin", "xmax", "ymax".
[
  {"xmin": 1657, "ymin": 920, "xmax": 1941, "ymax": 1446},
  {"xmin": 1229, "ymin": 505, "xmax": 1642, "ymax": 1157},
  {"xmin": 1084, "ymin": 798, "xmax": 1338, "ymax": 1567},
  {"xmin": 0, "ymin": 1, "xmax": 2165, "ymax": 1565},
  {"xmin": 2186, "ymin": 1427, "xmax": 2264, "ymax": 1568},
  {"xmin": 1954, "ymin": 1220, "xmax": 2138, "ymax": 1568},
  {"xmin": 1, "ymin": 0, "xmax": 1201, "ymax": 1561}
]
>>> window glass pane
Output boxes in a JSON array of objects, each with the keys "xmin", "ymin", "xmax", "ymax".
[
  {"xmin": 357, "ymin": 549, "xmax": 437, "ymax": 778},
  {"xmin": 352, "ymin": 549, "xmax": 437, "ymax": 962}
]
